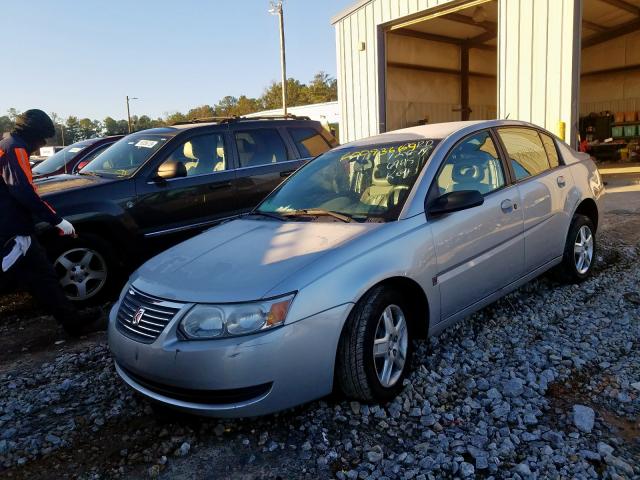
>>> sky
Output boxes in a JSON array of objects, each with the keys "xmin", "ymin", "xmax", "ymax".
[{"xmin": 2, "ymin": 0, "xmax": 354, "ymax": 121}]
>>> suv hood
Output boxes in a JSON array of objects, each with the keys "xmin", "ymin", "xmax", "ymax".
[
  {"xmin": 35, "ymin": 174, "xmax": 113, "ymax": 196},
  {"xmin": 131, "ymin": 218, "xmax": 376, "ymax": 303}
]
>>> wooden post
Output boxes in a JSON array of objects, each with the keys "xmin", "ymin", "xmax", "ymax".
[{"xmin": 460, "ymin": 43, "xmax": 470, "ymax": 121}]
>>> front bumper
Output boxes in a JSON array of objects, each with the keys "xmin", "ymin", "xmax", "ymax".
[{"xmin": 108, "ymin": 301, "xmax": 352, "ymax": 418}]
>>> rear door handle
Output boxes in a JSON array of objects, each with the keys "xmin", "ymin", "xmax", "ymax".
[
  {"xmin": 557, "ymin": 176, "xmax": 566, "ymax": 188},
  {"xmin": 501, "ymin": 199, "xmax": 514, "ymax": 213},
  {"xmin": 209, "ymin": 181, "xmax": 233, "ymax": 190},
  {"xmin": 280, "ymin": 170, "xmax": 295, "ymax": 178}
]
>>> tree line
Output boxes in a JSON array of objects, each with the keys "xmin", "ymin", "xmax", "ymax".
[{"xmin": 1, "ymin": 72, "xmax": 337, "ymax": 146}]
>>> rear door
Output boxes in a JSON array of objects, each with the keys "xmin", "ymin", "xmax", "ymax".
[
  {"xmin": 132, "ymin": 131, "xmax": 237, "ymax": 238},
  {"xmin": 428, "ymin": 130, "xmax": 525, "ymax": 321},
  {"xmin": 496, "ymin": 127, "xmax": 573, "ymax": 272},
  {"xmin": 231, "ymin": 126, "xmax": 304, "ymax": 211}
]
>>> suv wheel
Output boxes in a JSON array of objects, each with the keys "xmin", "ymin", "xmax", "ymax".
[
  {"xmin": 49, "ymin": 234, "xmax": 117, "ymax": 304},
  {"xmin": 558, "ymin": 214, "xmax": 596, "ymax": 283},
  {"xmin": 336, "ymin": 286, "xmax": 413, "ymax": 402}
]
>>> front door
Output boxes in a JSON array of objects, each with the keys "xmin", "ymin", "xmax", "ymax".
[
  {"xmin": 132, "ymin": 132, "xmax": 237, "ymax": 239},
  {"xmin": 232, "ymin": 127, "xmax": 305, "ymax": 211},
  {"xmin": 428, "ymin": 130, "xmax": 525, "ymax": 321}
]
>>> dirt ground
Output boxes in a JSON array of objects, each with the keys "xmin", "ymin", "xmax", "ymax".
[{"xmin": 0, "ymin": 170, "xmax": 638, "ymax": 479}]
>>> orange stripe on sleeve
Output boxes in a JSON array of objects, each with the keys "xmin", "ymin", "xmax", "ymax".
[{"xmin": 14, "ymin": 148, "xmax": 33, "ymax": 184}]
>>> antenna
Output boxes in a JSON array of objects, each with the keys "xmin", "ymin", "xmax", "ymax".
[{"xmin": 505, "ymin": 113, "xmax": 511, "ymax": 119}]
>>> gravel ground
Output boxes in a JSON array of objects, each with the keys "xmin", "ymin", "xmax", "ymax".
[{"xmin": 0, "ymin": 220, "xmax": 638, "ymax": 479}]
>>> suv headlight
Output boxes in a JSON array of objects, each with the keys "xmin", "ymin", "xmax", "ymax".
[{"xmin": 180, "ymin": 294, "xmax": 295, "ymax": 340}]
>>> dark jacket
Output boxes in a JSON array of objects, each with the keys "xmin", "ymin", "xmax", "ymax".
[{"xmin": 0, "ymin": 134, "xmax": 62, "ymax": 243}]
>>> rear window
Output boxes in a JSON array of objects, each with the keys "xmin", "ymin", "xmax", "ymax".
[
  {"xmin": 288, "ymin": 127, "xmax": 331, "ymax": 158},
  {"xmin": 540, "ymin": 133, "xmax": 560, "ymax": 168},
  {"xmin": 497, "ymin": 128, "xmax": 551, "ymax": 180},
  {"xmin": 235, "ymin": 129, "xmax": 289, "ymax": 167}
]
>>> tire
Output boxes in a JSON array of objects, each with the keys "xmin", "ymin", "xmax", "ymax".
[
  {"xmin": 557, "ymin": 214, "xmax": 596, "ymax": 283},
  {"xmin": 336, "ymin": 286, "xmax": 413, "ymax": 403},
  {"xmin": 48, "ymin": 233, "xmax": 119, "ymax": 306}
]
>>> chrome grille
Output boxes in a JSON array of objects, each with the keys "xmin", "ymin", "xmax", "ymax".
[{"xmin": 116, "ymin": 287, "xmax": 184, "ymax": 343}]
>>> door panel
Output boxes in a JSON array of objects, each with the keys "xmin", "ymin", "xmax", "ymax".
[
  {"xmin": 232, "ymin": 128, "xmax": 304, "ymax": 211},
  {"xmin": 131, "ymin": 132, "xmax": 237, "ymax": 237},
  {"xmin": 517, "ymin": 166, "xmax": 574, "ymax": 270},
  {"xmin": 428, "ymin": 130, "xmax": 525, "ymax": 321}
]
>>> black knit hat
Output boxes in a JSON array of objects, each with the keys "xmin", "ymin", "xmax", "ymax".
[{"xmin": 14, "ymin": 109, "xmax": 56, "ymax": 140}]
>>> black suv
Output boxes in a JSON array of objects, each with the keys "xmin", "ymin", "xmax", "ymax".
[{"xmin": 34, "ymin": 116, "xmax": 337, "ymax": 303}]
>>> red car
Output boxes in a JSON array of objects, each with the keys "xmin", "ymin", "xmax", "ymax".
[{"xmin": 32, "ymin": 136, "xmax": 123, "ymax": 179}]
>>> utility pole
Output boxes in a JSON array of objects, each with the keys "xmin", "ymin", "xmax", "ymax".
[
  {"xmin": 126, "ymin": 95, "xmax": 138, "ymax": 133},
  {"xmin": 59, "ymin": 123, "xmax": 65, "ymax": 147},
  {"xmin": 269, "ymin": 1, "xmax": 287, "ymax": 115}
]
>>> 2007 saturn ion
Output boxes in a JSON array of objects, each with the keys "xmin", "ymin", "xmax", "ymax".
[{"xmin": 108, "ymin": 120, "xmax": 604, "ymax": 417}]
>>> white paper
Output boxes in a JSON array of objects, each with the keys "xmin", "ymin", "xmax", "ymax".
[{"xmin": 135, "ymin": 140, "xmax": 158, "ymax": 148}]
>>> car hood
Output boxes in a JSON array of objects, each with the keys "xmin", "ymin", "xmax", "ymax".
[
  {"xmin": 131, "ymin": 218, "xmax": 377, "ymax": 303},
  {"xmin": 36, "ymin": 174, "xmax": 113, "ymax": 196}
]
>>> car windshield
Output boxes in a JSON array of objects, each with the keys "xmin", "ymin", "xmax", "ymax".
[
  {"xmin": 32, "ymin": 141, "xmax": 92, "ymax": 175},
  {"xmin": 81, "ymin": 134, "xmax": 170, "ymax": 178},
  {"xmin": 258, "ymin": 139, "xmax": 439, "ymax": 222}
]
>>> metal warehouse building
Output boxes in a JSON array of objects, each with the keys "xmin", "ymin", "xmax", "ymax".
[{"xmin": 332, "ymin": 0, "xmax": 640, "ymax": 150}]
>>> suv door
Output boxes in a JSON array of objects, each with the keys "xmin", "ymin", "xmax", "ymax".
[
  {"xmin": 231, "ymin": 127, "xmax": 304, "ymax": 211},
  {"xmin": 132, "ymin": 132, "xmax": 237, "ymax": 238},
  {"xmin": 496, "ymin": 127, "xmax": 573, "ymax": 272},
  {"xmin": 427, "ymin": 130, "xmax": 525, "ymax": 321}
]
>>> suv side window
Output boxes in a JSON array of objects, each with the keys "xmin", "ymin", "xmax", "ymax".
[
  {"xmin": 497, "ymin": 128, "xmax": 551, "ymax": 180},
  {"xmin": 235, "ymin": 129, "xmax": 288, "ymax": 168},
  {"xmin": 288, "ymin": 127, "xmax": 331, "ymax": 157},
  {"xmin": 161, "ymin": 134, "xmax": 227, "ymax": 177},
  {"xmin": 436, "ymin": 131, "xmax": 505, "ymax": 195},
  {"xmin": 539, "ymin": 132, "xmax": 560, "ymax": 168}
]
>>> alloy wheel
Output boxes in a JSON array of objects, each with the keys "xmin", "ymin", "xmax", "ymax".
[
  {"xmin": 373, "ymin": 304, "xmax": 408, "ymax": 388},
  {"xmin": 574, "ymin": 225, "xmax": 594, "ymax": 275},
  {"xmin": 54, "ymin": 248, "xmax": 108, "ymax": 301}
]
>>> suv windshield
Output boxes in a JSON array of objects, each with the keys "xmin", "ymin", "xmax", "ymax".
[
  {"xmin": 258, "ymin": 139, "xmax": 438, "ymax": 222},
  {"xmin": 81, "ymin": 134, "xmax": 170, "ymax": 178},
  {"xmin": 32, "ymin": 141, "xmax": 92, "ymax": 175}
]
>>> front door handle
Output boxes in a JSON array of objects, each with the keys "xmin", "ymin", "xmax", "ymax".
[
  {"xmin": 501, "ymin": 199, "xmax": 513, "ymax": 213},
  {"xmin": 557, "ymin": 176, "xmax": 566, "ymax": 188},
  {"xmin": 280, "ymin": 170, "xmax": 295, "ymax": 178}
]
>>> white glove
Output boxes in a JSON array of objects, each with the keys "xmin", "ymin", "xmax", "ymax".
[{"xmin": 56, "ymin": 219, "xmax": 75, "ymax": 236}]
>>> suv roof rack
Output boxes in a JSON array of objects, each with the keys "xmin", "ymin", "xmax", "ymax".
[{"xmin": 170, "ymin": 114, "xmax": 311, "ymax": 126}]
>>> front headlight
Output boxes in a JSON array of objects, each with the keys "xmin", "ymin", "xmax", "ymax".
[{"xmin": 180, "ymin": 293, "xmax": 295, "ymax": 340}]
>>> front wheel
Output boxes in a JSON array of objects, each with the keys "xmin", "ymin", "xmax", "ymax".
[
  {"xmin": 336, "ymin": 286, "xmax": 413, "ymax": 403},
  {"xmin": 49, "ymin": 234, "xmax": 118, "ymax": 305},
  {"xmin": 558, "ymin": 214, "xmax": 596, "ymax": 283}
]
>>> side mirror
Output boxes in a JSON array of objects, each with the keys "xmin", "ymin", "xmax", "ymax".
[
  {"xmin": 75, "ymin": 160, "xmax": 89, "ymax": 172},
  {"xmin": 156, "ymin": 160, "xmax": 187, "ymax": 181},
  {"xmin": 427, "ymin": 190, "xmax": 484, "ymax": 216}
]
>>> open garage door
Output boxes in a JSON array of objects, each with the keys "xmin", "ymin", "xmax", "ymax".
[
  {"xmin": 384, "ymin": 0, "xmax": 497, "ymax": 131},
  {"xmin": 580, "ymin": 0, "xmax": 640, "ymax": 163}
]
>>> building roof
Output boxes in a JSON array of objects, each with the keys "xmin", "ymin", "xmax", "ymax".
[{"xmin": 331, "ymin": 0, "xmax": 372, "ymax": 24}]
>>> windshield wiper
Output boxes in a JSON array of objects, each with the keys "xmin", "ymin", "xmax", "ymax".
[
  {"xmin": 245, "ymin": 211, "xmax": 287, "ymax": 221},
  {"xmin": 282, "ymin": 209, "xmax": 352, "ymax": 223}
]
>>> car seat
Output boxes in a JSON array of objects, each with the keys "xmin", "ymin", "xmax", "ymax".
[{"xmin": 360, "ymin": 155, "xmax": 409, "ymax": 209}]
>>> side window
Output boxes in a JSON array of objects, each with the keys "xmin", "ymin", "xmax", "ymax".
[
  {"xmin": 161, "ymin": 134, "xmax": 227, "ymax": 177},
  {"xmin": 497, "ymin": 128, "xmax": 551, "ymax": 180},
  {"xmin": 540, "ymin": 133, "xmax": 560, "ymax": 168},
  {"xmin": 288, "ymin": 127, "xmax": 331, "ymax": 158},
  {"xmin": 235, "ymin": 129, "xmax": 288, "ymax": 168},
  {"xmin": 436, "ymin": 131, "xmax": 505, "ymax": 196}
]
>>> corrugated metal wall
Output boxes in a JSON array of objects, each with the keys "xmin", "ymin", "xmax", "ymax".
[
  {"xmin": 335, "ymin": 0, "xmax": 581, "ymax": 145},
  {"xmin": 335, "ymin": 0, "xmax": 458, "ymax": 143},
  {"xmin": 498, "ymin": 0, "xmax": 581, "ymax": 146}
]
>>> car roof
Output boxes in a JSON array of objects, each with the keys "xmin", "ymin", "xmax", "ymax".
[{"xmin": 337, "ymin": 120, "xmax": 543, "ymax": 149}]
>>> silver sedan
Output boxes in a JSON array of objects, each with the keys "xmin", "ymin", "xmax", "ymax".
[{"xmin": 108, "ymin": 120, "xmax": 604, "ymax": 417}]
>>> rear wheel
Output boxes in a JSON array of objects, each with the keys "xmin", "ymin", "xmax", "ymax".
[
  {"xmin": 336, "ymin": 286, "xmax": 413, "ymax": 402},
  {"xmin": 558, "ymin": 214, "xmax": 596, "ymax": 283},
  {"xmin": 49, "ymin": 234, "xmax": 119, "ymax": 305}
]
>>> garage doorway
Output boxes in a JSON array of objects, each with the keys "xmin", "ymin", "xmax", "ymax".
[
  {"xmin": 580, "ymin": 0, "xmax": 640, "ymax": 163},
  {"xmin": 383, "ymin": 0, "xmax": 498, "ymax": 131}
]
